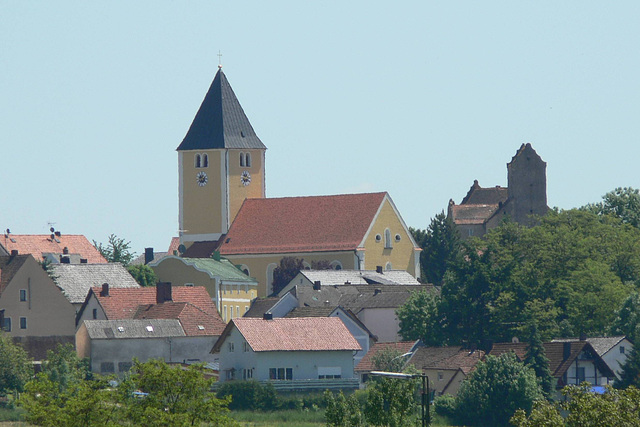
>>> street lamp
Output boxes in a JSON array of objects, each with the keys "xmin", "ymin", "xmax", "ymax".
[{"xmin": 369, "ymin": 370, "xmax": 430, "ymax": 427}]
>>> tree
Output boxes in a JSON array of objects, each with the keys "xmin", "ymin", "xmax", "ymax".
[
  {"xmin": 585, "ymin": 187, "xmax": 640, "ymax": 228},
  {"xmin": 127, "ymin": 264, "xmax": 158, "ymax": 287},
  {"xmin": 0, "ymin": 333, "xmax": 31, "ymax": 396},
  {"xmin": 614, "ymin": 345, "xmax": 640, "ymax": 389},
  {"xmin": 93, "ymin": 234, "xmax": 136, "ymax": 266},
  {"xmin": 610, "ymin": 292, "xmax": 640, "ymax": 344},
  {"xmin": 396, "ymin": 290, "xmax": 444, "ymax": 346},
  {"xmin": 411, "ymin": 211, "xmax": 461, "ymax": 285},
  {"xmin": 455, "ymin": 353, "xmax": 543, "ymax": 426},
  {"xmin": 523, "ymin": 323, "xmax": 554, "ymax": 399},
  {"xmin": 120, "ymin": 359, "xmax": 234, "ymax": 427},
  {"xmin": 271, "ymin": 257, "xmax": 304, "ymax": 295},
  {"xmin": 324, "ymin": 390, "xmax": 363, "ymax": 427},
  {"xmin": 42, "ymin": 343, "xmax": 91, "ymax": 392}
]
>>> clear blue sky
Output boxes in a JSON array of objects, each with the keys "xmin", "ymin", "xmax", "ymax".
[{"xmin": 2, "ymin": 2, "xmax": 639, "ymax": 254}]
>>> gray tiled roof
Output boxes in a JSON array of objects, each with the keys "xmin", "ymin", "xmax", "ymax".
[
  {"xmin": 298, "ymin": 270, "xmax": 421, "ymax": 286},
  {"xmin": 82, "ymin": 319, "xmax": 185, "ymax": 339},
  {"xmin": 243, "ymin": 297, "xmax": 280, "ymax": 318},
  {"xmin": 52, "ymin": 263, "xmax": 140, "ymax": 304},
  {"xmin": 552, "ymin": 336, "xmax": 627, "ymax": 357},
  {"xmin": 177, "ymin": 69, "xmax": 266, "ymax": 151}
]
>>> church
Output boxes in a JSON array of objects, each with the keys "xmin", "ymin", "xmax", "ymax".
[{"xmin": 176, "ymin": 67, "xmax": 421, "ymax": 296}]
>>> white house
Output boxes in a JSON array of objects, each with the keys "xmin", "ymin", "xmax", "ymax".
[{"xmin": 212, "ymin": 317, "xmax": 361, "ymax": 390}]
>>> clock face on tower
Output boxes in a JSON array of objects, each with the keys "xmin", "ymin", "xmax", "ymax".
[
  {"xmin": 196, "ymin": 171, "xmax": 208, "ymax": 186},
  {"xmin": 241, "ymin": 170, "xmax": 251, "ymax": 186}
]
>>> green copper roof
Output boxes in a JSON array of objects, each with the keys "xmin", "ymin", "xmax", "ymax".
[{"xmin": 182, "ymin": 257, "xmax": 255, "ymax": 282}]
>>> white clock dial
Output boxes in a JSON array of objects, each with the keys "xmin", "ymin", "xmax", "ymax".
[
  {"xmin": 241, "ymin": 170, "xmax": 251, "ymax": 186},
  {"xmin": 196, "ymin": 171, "xmax": 208, "ymax": 186}
]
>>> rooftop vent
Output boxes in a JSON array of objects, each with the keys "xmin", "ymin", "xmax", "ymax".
[
  {"xmin": 197, "ymin": 325, "xmax": 205, "ymax": 330},
  {"xmin": 100, "ymin": 283, "xmax": 109, "ymax": 297},
  {"xmin": 263, "ymin": 313, "xmax": 273, "ymax": 320},
  {"xmin": 146, "ymin": 325, "xmax": 154, "ymax": 332},
  {"xmin": 117, "ymin": 326, "xmax": 124, "ymax": 332},
  {"xmin": 10, "ymin": 250, "xmax": 18, "ymax": 257}
]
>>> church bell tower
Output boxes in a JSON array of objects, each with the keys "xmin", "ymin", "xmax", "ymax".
[{"xmin": 177, "ymin": 67, "xmax": 267, "ymax": 247}]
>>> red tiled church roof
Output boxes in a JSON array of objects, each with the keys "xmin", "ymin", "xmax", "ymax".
[
  {"xmin": 214, "ymin": 317, "xmax": 361, "ymax": 352},
  {"xmin": 0, "ymin": 234, "xmax": 106, "ymax": 264},
  {"xmin": 219, "ymin": 193, "xmax": 387, "ymax": 255}
]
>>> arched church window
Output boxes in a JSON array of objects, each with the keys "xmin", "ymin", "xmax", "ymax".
[
  {"xmin": 202, "ymin": 154, "xmax": 208, "ymax": 167},
  {"xmin": 384, "ymin": 229, "xmax": 393, "ymax": 249},
  {"xmin": 195, "ymin": 154, "xmax": 201, "ymax": 168},
  {"xmin": 246, "ymin": 152, "xmax": 252, "ymax": 167},
  {"xmin": 240, "ymin": 153, "xmax": 245, "ymax": 167}
]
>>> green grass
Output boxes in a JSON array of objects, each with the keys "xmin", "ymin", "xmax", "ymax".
[
  {"xmin": 0, "ymin": 407, "xmax": 25, "ymax": 423},
  {"xmin": 229, "ymin": 409, "xmax": 325, "ymax": 426}
]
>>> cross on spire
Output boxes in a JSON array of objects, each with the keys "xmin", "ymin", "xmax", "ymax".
[{"xmin": 217, "ymin": 50, "xmax": 223, "ymax": 69}]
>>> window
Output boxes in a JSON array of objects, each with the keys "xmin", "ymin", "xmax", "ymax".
[
  {"xmin": 385, "ymin": 262, "xmax": 392, "ymax": 271},
  {"xmin": 223, "ymin": 305, "xmax": 227, "ymax": 321},
  {"xmin": 230, "ymin": 306, "xmax": 234, "ymax": 319},
  {"xmin": 118, "ymin": 362, "xmax": 132, "ymax": 373},
  {"xmin": 330, "ymin": 260, "xmax": 343, "ymax": 270},
  {"xmin": 228, "ymin": 342, "xmax": 235, "ymax": 352},
  {"xmin": 395, "ymin": 234, "xmax": 401, "ymax": 242},
  {"xmin": 576, "ymin": 367, "xmax": 586, "ymax": 383},
  {"xmin": 375, "ymin": 234, "xmax": 382, "ymax": 242},
  {"xmin": 244, "ymin": 306, "xmax": 249, "ymax": 314},
  {"xmin": 318, "ymin": 367, "xmax": 341, "ymax": 379},
  {"xmin": 92, "ymin": 309, "xmax": 98, "ymax": 319},
  {"xmin": 438, "ymin": 372, "xmax": 444, "ymax": 381},
  {"xmin": 269, "ymin": 367, "xmax": 293, "ymax": 380},
  {"xmin": 621, "ymin": 346, "xmax": 626, "ymax": 354},
  {"xmin": 236, "ymin": 305, "xmax": 240, "ymax": 316},
  {"xmin": 240, "ymin": 153, "xmax": 245, "ymax": 167},
  {"xmin": 243, "ymin": 341, "xmax": 251, "ymax": 352},
  {"xmin": 195, "ymin": 154, "xmax": 201, "ymax": 168},
  {"xmin": 100, "ymin": 362, "xmax": 115, "ymax": 373},
  {"xmin": 20, "ymin": 317, "xmax": 27, "ymax": 329},
  {"xmin": 19, "ymin": 289, "xmax": 27, "ymax": 302},
  {"xmin": 226, "ymin": 369, "xmax": 235, "ymax": 380},
  {"xmin": 246, "ymin": 152, "xmax": 252, "ymax": 167},
  {"xmin": 384, "ymin": 229, "xmax": 392, "ymax": 249},
  {"xmin": 202, "ymin": 154, "xmax": 208, "ymax": 167},
  {"xmin": 2, "ymin": 317, "xmax": 11, "ymax": 332},
  {"xmin": 243, "ymin": 368, "xmax": 253, "ymax": 380}
]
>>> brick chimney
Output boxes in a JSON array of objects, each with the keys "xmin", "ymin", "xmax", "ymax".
[
  {"xmin": 313, "ymin": 280, "xmax": 321, "ymax": 290},
  {"xmin": 144, "ymin": 248, "xmax": 154, "ymax": 265},
  {"xmin": 156, "ymin": 282, "xmax": 172, "ymax": 304},
  {"xmin": 100, "ymin": 283, "xmax": 109, "ymax": 297},
  {"xmin": 376, "ymin": 266, "xmax": 383, "ymax": 274}
]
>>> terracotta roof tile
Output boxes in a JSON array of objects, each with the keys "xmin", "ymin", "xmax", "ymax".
[
  {"xmin": 407, "ymin": 346, "xmax": 485, "ymax": 374},
  {"xmin": 0, "ymin": 255, "xmax": 29, "ymax": 295},
  {"xmin": 219, "ymin": 193, "xmax": 387, "ymax": 255},
  {"xmin": 355, "ymin": 341, "xmax": 419, "ymax": 372},
  {"xmin": 134, "ymin": 302, "xmax": 226, "ymax": 336},
  {"xmin": 168, "ymin": 237, "xmax": 180, "ymax": 255},
  {"xmin": 0, "ymin": 234, "xmax": 106, "ymax": 264},
  {"xmin": 223, "ymin": 317, "xmax": 361, "ymax": 352}
]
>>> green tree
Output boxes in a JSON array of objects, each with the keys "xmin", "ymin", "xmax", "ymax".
[
  {"xmin": 127, "ymin": 264, "xmax": 158, "ymax": 287},
  {"xmin": 42, "ymin": 343, "xmax": 91, "ymax": 392},
  {"xmin": 455, "ymin": 353, "xmax": 543, "ymax": 426},
  {"xmin": 615, "ymin": 345, "xmax": 640, "ymax": 389},
  {"xmin": 585, "ymin": 187, "xmax": 640, "ymax": 228},
  {"xmin": 271, "ymin": 257, "xmax": 305, "ymax": 295},
  {"xmin": 0, "ymin": 333, "xmax": 31, "ymax": 396},
  {"xmin": 324, "ymin": 390, "xmax": 363, "ymax": 427},
  {"xmin": 93, "ymin": 234, "xmax": 136, "ymax": 266},
  {"xmin": 411, "ymin": 211, "xmax": 461, "ymax": 285},
  {"xmin": 396, "ymin": 289, "xmax": 444, "ymax": 346},
  {"xmin": 216, "ymin": 380, "xmax": 278, "ymax": 411},
  {"xmin": 120, "ymin": 359, "xmax": 234, "ymax": 427},
  {"xmin": 523, "ymin": 323, "xmax": 554, "ymax": 399},
  {"xmin": 610, "ymin": 292, "xmax": 640, "ymax": 344}
]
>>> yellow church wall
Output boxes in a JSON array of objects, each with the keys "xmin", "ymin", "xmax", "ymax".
[
  {"xmin": 180, "ymin": 150, "xmax": 224, "ymax": 236},
  {"xmin": 224, "ymin": 251, "xmax": 357, "ymax": 297},
  {"xmin": 227, "ymin": 149, "xmax": 265, "ymax": 226},
  {"xmin": 363, "ymin": 199, "xmax": 419, "ymax": 277}
]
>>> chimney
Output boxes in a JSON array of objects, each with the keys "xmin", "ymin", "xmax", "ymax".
[
  {"xmin": 263, "ymin": 312, "xmax": 273, "ymax": 320},
  {"xmin": 156, "ymin": 282, "xmax": 172, "ymax": 304},
  {"xmin": 100, "ymin": 283, "xmax": 109, "ymax": 297},
  {"xmin": 80, "ymin": 258, "xmax": 88, "ymax": 264},
  {"xmin": 144, "ymin": 247, "xmax": 154, "ymax": 265},
  {"xmin": 563, "ymin": 342, "xmax": 571, "ymax": 361},
  {"xmin": 10, "ymin": 250, "xmax": 18, "ymax": 257},
  {"xmin": 63, "ymin": 247, "xmax": 69, "ymax": 255},
  {"xmin": 55, "ymin": 231, "xmax": 61, "ymax": 237},
  {"xmin": 212, "ymin": 251, "xmax": 221, "ymax": 261},
  {"xmin": 579, "ymin": 333, "xmax": 587, "ymax": 341},
  {"xmin": 376, "ymin": 266, "xmax": 383, "ymax": 274},
  {"xmin": 313, "ymin": 280, "xmax": 321, "ymax": 290},
  {"xmin": 61, "ymin": 256, "xmax": 70, "ymax": 264}
]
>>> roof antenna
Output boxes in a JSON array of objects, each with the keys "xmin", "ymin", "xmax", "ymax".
[{"xmin": 217, "ymin": 50, "xmax": 223, "ymax": 69}]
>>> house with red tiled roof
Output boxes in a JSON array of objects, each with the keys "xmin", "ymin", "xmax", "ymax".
[
  {"xmin": 0, "ymin": 232, "xmax": 107, "ymax": 264},
  {"xmin": 212, "ymin": 317, "xmax": 361, "ymax": 390},
  {"xmin": 355, "ymin": 340, "xmax": 421, "ymax": 386},
  {"xmin": 448, "ymin": 144, "xmax": 549, "ymax": 240},
  {"xmin": 489, "ymin": 340, "xmax": 616, "ymax": 391},
  {"xmin": 76, "ymin": 283, "xmax": 226, "ymax": 375},
  {"xmin": 0, "ymin": 254, "xmax": 76, "ymax": 359}
]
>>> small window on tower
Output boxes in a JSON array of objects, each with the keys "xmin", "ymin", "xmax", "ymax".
[
  {"xmin": 246, "ymin": 152, "xmax": 252, "ymax": 167},
  {"xmin": 202, "ymin": 154, "xmax": 208, "ymax": 167},
  {"xmin": 240, "ymin": 153, "xmax": 245, "ymax": 167},
  {"xmin": 195, "ymin": 154, "xmax": 201, "ymax": 168}
]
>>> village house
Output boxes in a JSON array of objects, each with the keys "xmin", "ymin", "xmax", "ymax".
[
  {"xmin": 0, "ymin": 232, "xmax": 106, "ymax": 264},
  {"xmin": 354, "ymin": 340, "xmax": 421, "ymax": 387},
  {"xmin": 0, "ymin": 253, "xmax": 76, "ymax": 359},
  {"xmin": 212, "ymin": 317, "xmax": 361, "ymax": 390},
  {"xmin": 552, "ymin": 336, "xmax": 633, "ymax": 381},
  {"xmin": 150, "ymin": 254, "xmax": 258, "ymax": 322}
]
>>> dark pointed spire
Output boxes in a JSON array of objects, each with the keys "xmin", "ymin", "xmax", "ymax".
[{"xmin": 177, "ymin": 68, "xmax": 266, "ymax": 151}]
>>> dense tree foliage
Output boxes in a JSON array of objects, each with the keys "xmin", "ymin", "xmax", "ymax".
[
  {"xmin": 127, "ymin": 264, "xmax": 158, "ymax": 287},
  {"xmin": 410, "ymin": 211, "xmax": 461, "ymax": 284},
  {"xmin": 94, "ymin": 234, "xmax": 136, "ymax": 266},
  {"xmin": 512, "ymin": 384, "xmax": 640, "ymax": 426},
  {"xmin": 455, "ymin": 353, "xmax": 543, "ymax": 426},
  {"xmin": 396, "ymin": 290, "xmax": 443, "ymax": 346},
  {"xmin": 524, "ymin": 323, "xmax": 554, "ymax": 400},
  {"xmin": 0, "ymin": 333, "xmax": 31, "ymax": 396},
  {"xmin": 584, "ymin": 187, "xmax": 640, "ymax": 228},
  {"xmin": 271, "ymin": 257, "xmax": 305, "ymax": 295},
  {"xmin": 216, "ymin": 380, "xmax": 278, "ymax": 411},
  {"xmin": 614, "ymin": 346, "xmax": 640, "ymax": 390},
  {"xmin": 324, "ymin": 390, "xmax": 363, "ymax": 427},
  {"xmin": 41, "ymin": 343, "xmax": 91, "ymax": 392},
  {"xmin": 610, "ymin": 292, "xmax": 640, "ymax": 344},
  {"xmin": 400, "ymin": 207, "xmax": 640, "ymax": 349}
]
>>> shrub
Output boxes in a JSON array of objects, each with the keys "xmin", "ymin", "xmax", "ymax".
[
  {"xmin": 216, "ymin": 380, "xmax": 278, "ymax": 411},
  {"xmin": 433, "ymin": 394, "xmax": 457, "ymax": 418}
]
